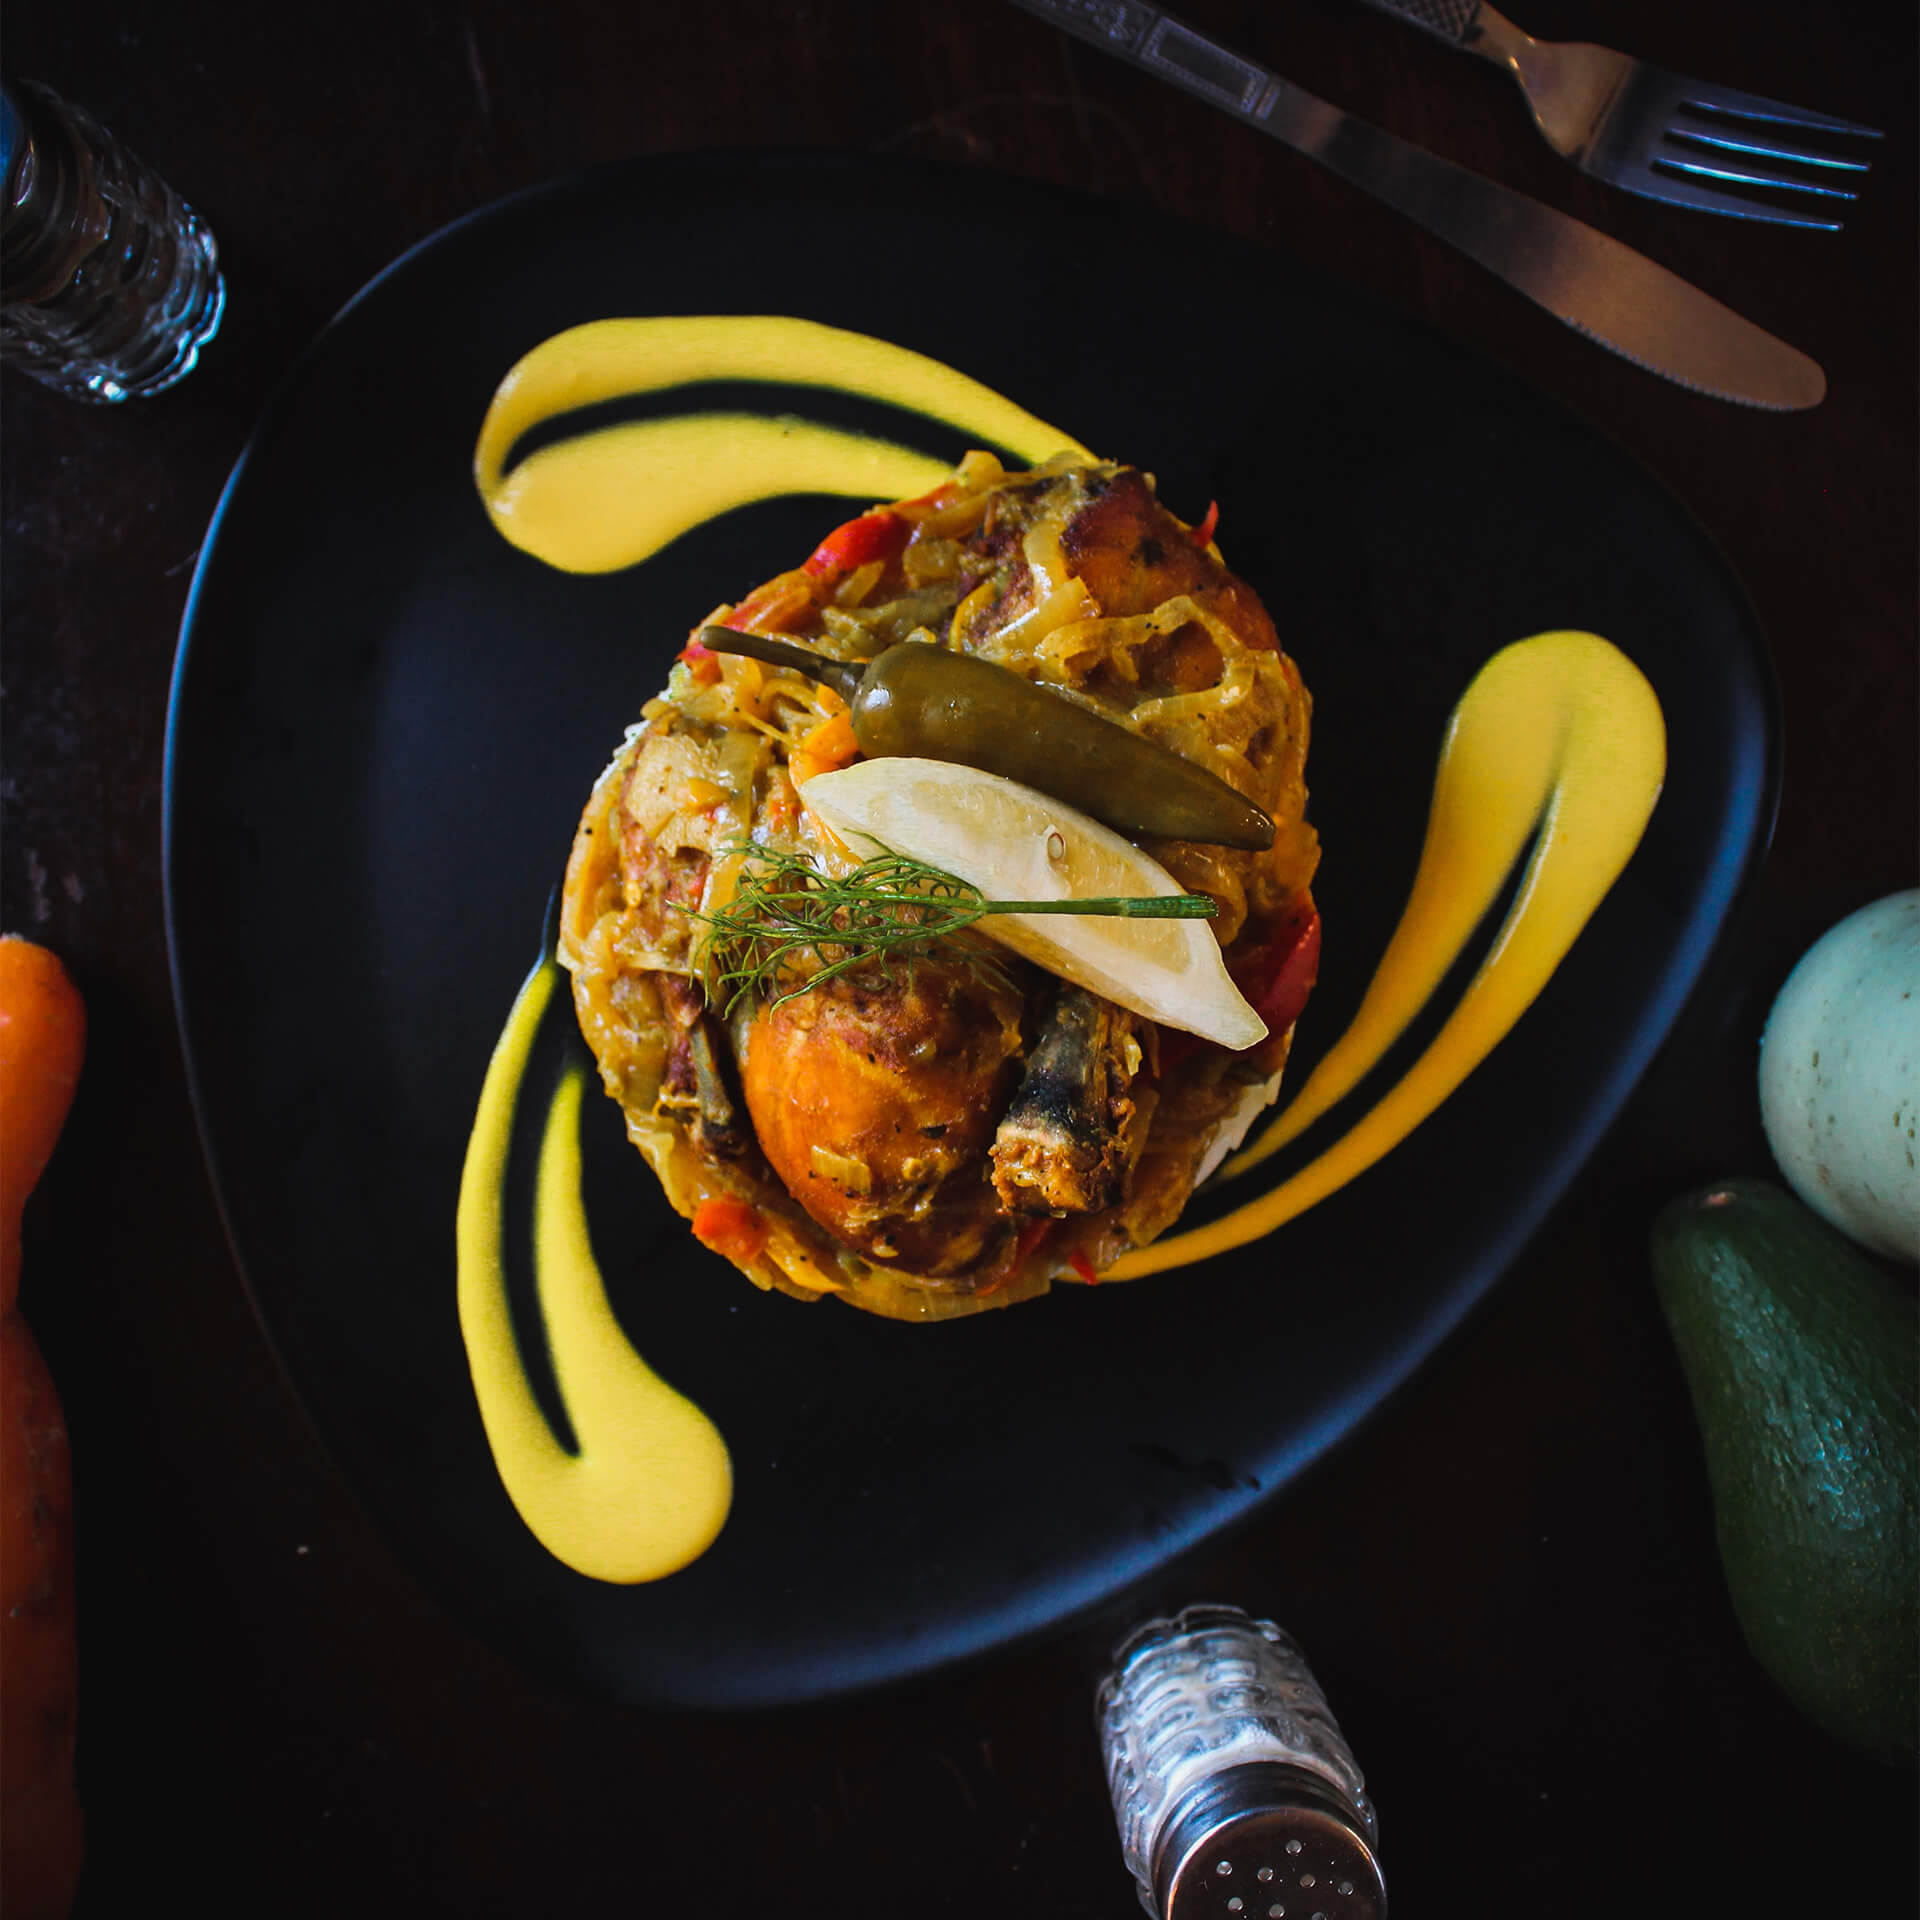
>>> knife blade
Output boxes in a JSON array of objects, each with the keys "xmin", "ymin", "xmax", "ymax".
[{"xmin": 1010, "ymin": 0, "xmax": 1825, "ymax": 409}]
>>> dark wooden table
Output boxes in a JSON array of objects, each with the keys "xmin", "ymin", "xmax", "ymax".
[{"xmin": 4, "ymin": 3, "xmax": 1914, "ymax": 1913}]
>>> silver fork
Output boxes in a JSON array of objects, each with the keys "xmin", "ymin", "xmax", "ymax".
[{"xmin": 1354, "ymin": 0, "xmax": 1881, "ymax": 229}]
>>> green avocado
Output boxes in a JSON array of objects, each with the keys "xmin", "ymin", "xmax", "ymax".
[{"xmin": 1651, "ymin": 1177, "xmax": 1917, "ymax": 1763}]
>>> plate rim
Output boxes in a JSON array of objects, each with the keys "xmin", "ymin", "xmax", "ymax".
[{"xmin": 161, "ymin": 148, "xmax": 1783, "ymax": 1707}]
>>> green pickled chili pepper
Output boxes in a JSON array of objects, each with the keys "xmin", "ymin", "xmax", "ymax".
[{"xmin": 696, "ymin": 628, "xmax": 1276, "ymax": 851}]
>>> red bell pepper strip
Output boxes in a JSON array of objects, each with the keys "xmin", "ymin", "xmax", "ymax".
[
  {"xmin": 801, "ymin": 509, "xmax": 909, "ymax": 581},
  {"xmin": 720, "ymin": 571, "xmax": 815, "ymax": 634},
  {"xmin": 1232, "ymin": 904, "xmax": 1321, "ymax": 1038},
  {"xmin": 1014, "ymin": 1217, "xmax": 1057, "ymax": 1264},
  {"xmin": 1158, "ymin": 904, "xmax": 1320, "ymax": 1074},
  {"xmin": 1190, "ymin": 499, "xmax": 1220, "ymax": 548},
  {"xmin": 675, "ymin": 636, "xmax": 722, "ymax": 685},
  {"xmin": 973, "ymin": 1215, "xmax": 1057, "ymax": 1300}
]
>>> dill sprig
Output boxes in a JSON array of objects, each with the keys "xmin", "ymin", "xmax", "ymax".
[{"xmin": 681, "ymin": 843, "xmax": 1216, "ymax": 1013}]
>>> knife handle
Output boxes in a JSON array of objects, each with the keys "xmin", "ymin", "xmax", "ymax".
[
  {"xmin": 1350, "ymin": 0, "xmax": 1482, "ymax": 47},
  {"xmin": 1009, "ymin": 0, "xmax": 1292, "ymax": 123}
]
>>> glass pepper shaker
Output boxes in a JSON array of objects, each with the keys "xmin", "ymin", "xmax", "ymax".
[
  {"xmin": 1097, "ymin": 1603, "xmax": 1388, "ymax": 1919},
  {"xmin": 0, "ymin": 77, "xmax": 224, "ymax": 402}
]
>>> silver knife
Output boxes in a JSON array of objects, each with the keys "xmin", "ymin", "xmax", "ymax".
[{"xmin": 1010, "ymin": 0, "xmax": 1825, "ymax": 409}]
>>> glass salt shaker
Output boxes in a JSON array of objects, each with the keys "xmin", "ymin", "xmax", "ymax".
[
  {"xmin": 0, "ymin": 77, "xmax": 224, "ymax": 402},
  {"xmin": 1097, "ymin": 1603, "xmax": 1387, "ymax": 1919}
]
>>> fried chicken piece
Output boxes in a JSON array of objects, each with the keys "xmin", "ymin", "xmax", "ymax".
[
  {"xmin": 736, "ymin": 959, "xmax": 1025, "ymax": 1279},
  {"xmin": 1060, "ymin": 468, "xmax": 1281, "ymax": 652}
]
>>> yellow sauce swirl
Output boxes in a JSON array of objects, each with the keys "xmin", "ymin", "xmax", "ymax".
[
  {"xmin": 1108, "ymin": 629, "xmax": 1665, "ymax": 1278},
  {"xmin": 455, "ymin": 316, "xmax": 1666, "ymax": 1582},
  {"xmin": 456, "ymin": 957, "xmax": 731, "ymax": 1581},
  {"xmin": 474, "ymin": 315, "xmax": 1089, "ymax": 573}
]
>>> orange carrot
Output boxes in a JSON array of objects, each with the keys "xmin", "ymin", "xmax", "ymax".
[
  {"xmin": 0, "ymin": 935, "xmax": 86, "ymax": 1918},
  {"xmin": 789, "ymin": 711, "xmax": 859, "ymax": 787},
  {"xmin": 0, "ymin": 938, "xmax": 86, "ymax": 1311}
]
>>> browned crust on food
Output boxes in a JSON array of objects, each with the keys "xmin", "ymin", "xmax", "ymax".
[{"xmin": 990, "ymin": 989, "xmax": 1146, "ymax": 1217}]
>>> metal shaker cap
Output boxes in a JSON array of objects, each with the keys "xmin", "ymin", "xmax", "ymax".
[
  {"xmin": 1154, "ymin": 1761, "xmax": 1387, "ymax": 1920},
  {"xmin": 1097, "ymin": 1604, "xmax": 1385, "ymax": 1919}
]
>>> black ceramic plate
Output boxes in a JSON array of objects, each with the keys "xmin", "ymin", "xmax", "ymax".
[{"xmin": 166, "ymin": 154, "xmax": 1774, "ymax": 1708}]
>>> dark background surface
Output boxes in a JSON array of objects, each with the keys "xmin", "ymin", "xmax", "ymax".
[{"xmin": 2, "ymin": 1, "xmax": 1914, "ymax": 1913}]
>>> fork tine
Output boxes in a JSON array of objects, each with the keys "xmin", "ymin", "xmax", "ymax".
[
  {"xmin": 1658, "ymin": 151, "xmax": 1857, "ymax": 202},
  {"xmin": 1668, "ymin": 118, "xmax": 1874, "ymax": 175},
  {"xmin": 1612, "ymin": 66, "xmax": 1876, "ymax": 228},
  {"xmin": 1673, "ymin": 85, "xmax": 1882, "ymax": 140},
  {"xmin": 1628, "ymin": 165, "xmax": 1846, "ymax": 231}
]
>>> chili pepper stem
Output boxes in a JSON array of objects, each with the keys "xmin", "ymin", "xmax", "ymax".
[{"xmin": 698, "ymin": 627, "xmax": 864, "ymax": 702}]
